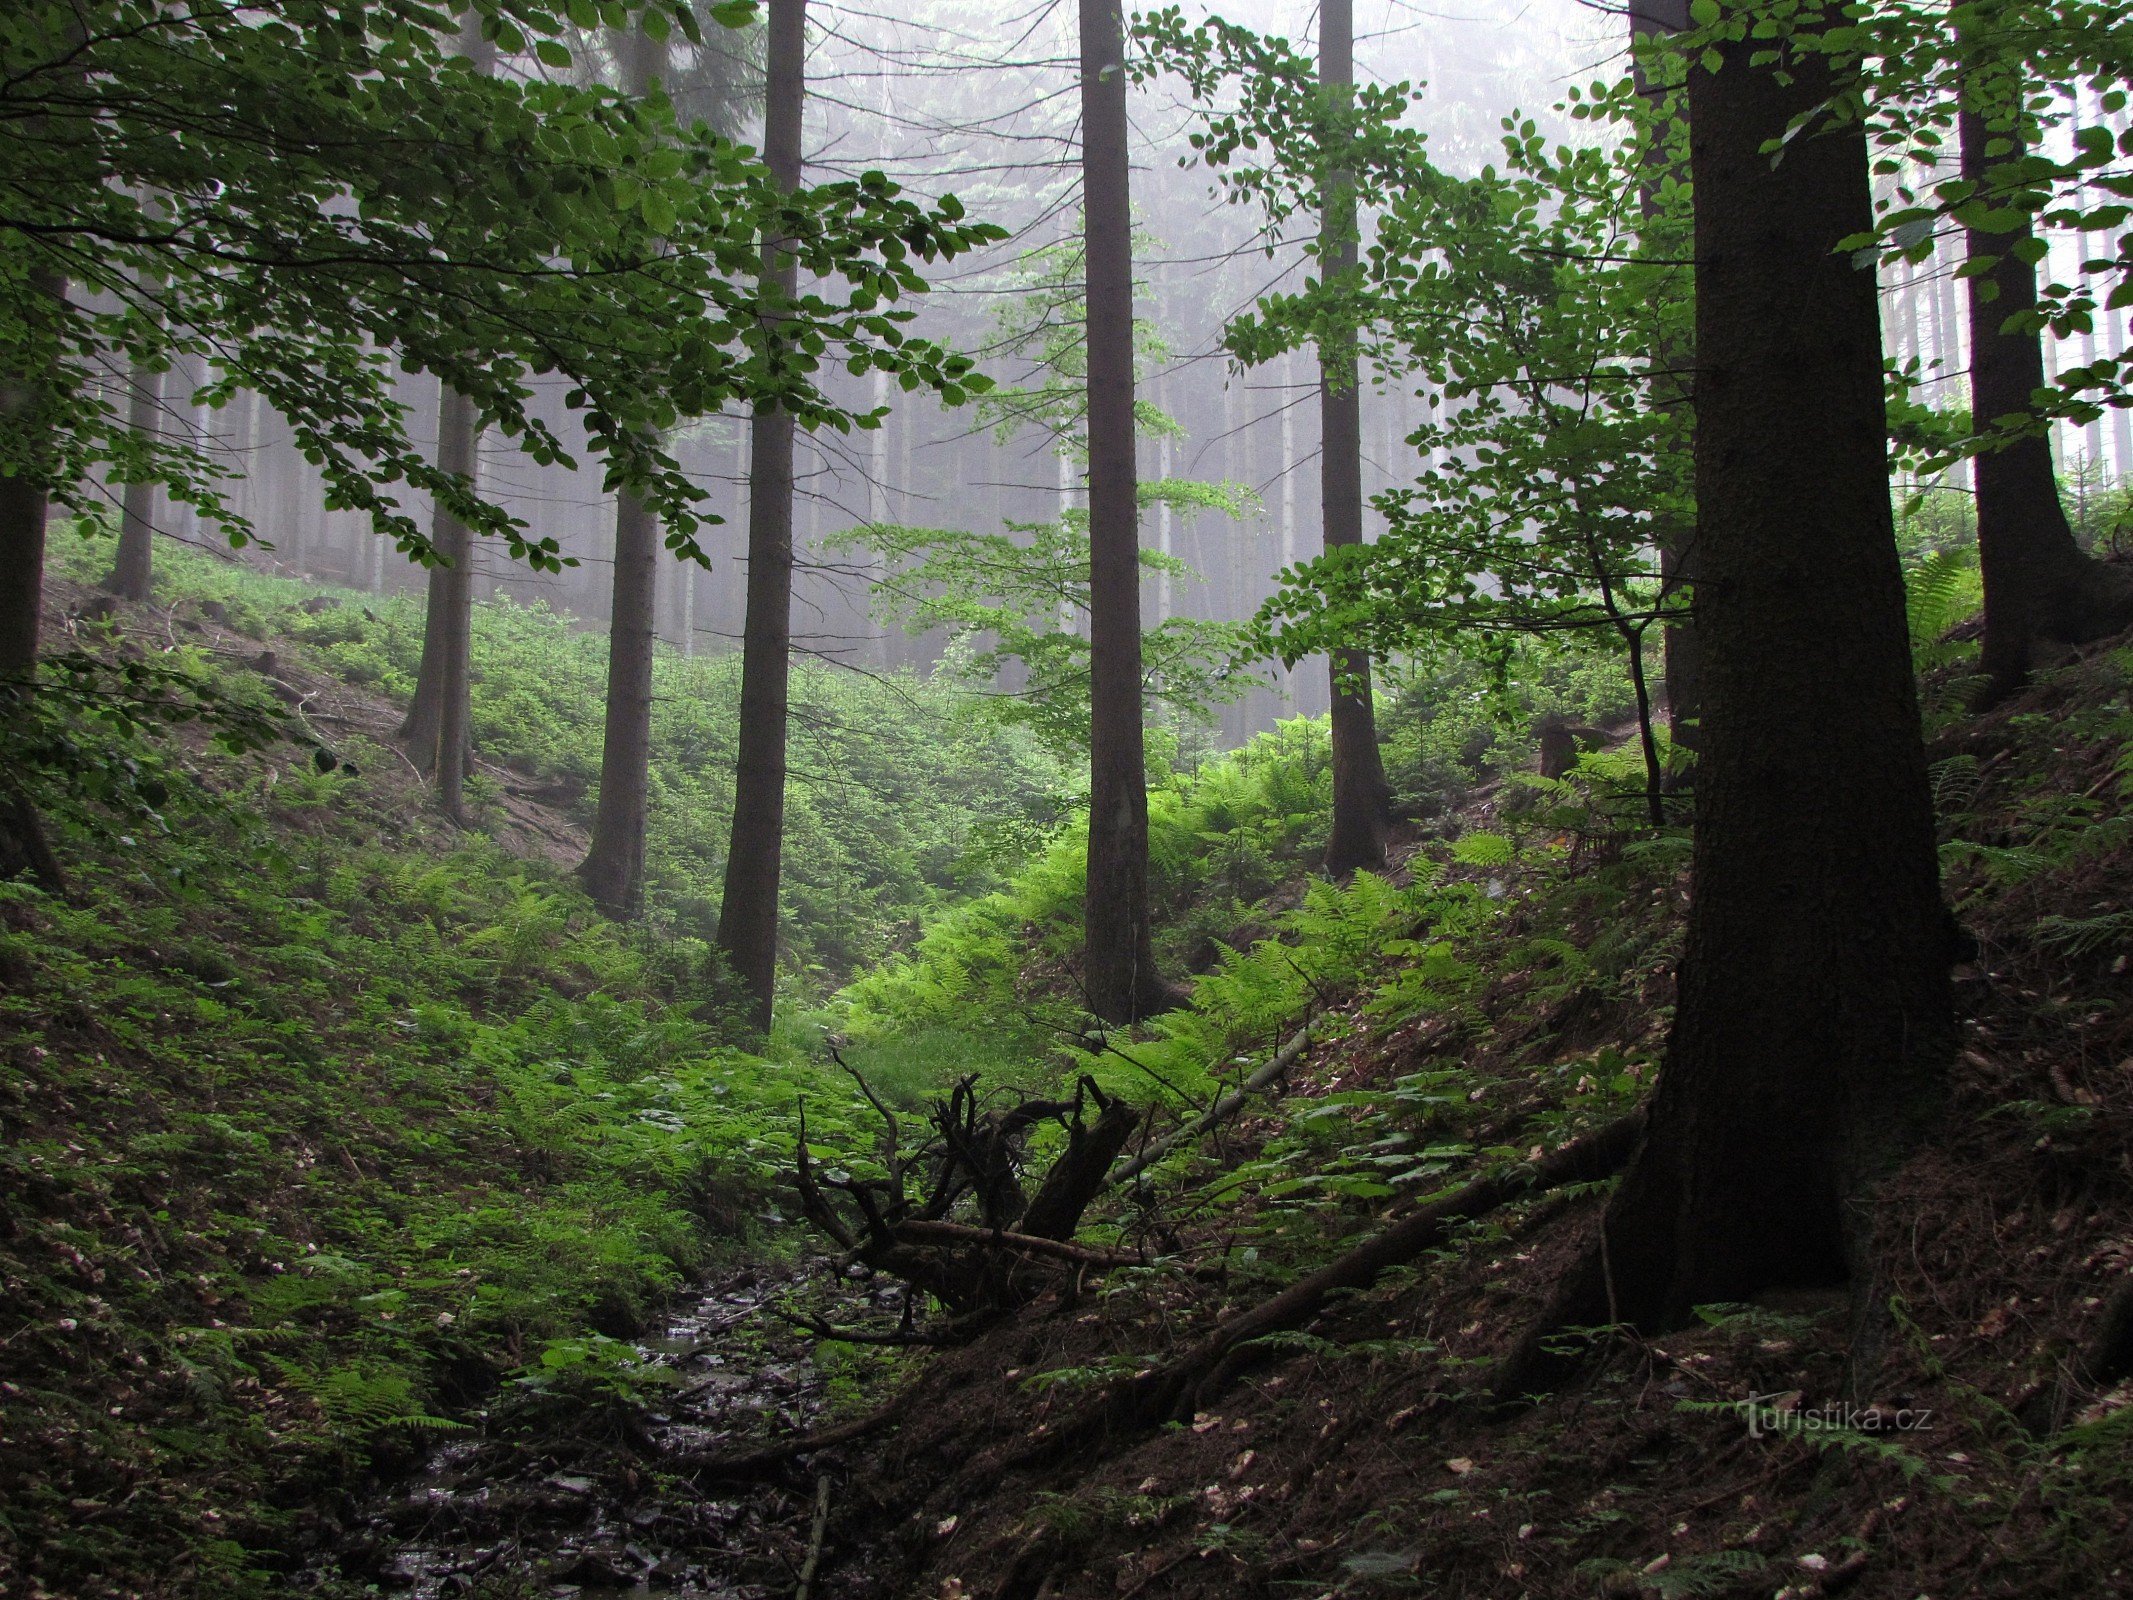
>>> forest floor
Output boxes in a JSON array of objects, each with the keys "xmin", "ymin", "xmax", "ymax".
[
  {"xmin": 786, "ymin": 659, "xmax": 2133, "ymax": 1599},
  {"xmin": 8, "ymin": 560, "xmax": 2133, "ymax": 1599}
]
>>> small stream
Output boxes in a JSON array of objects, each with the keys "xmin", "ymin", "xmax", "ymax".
[{"xmin": 315, "ymin": 1261, "xmax": 901, "ymax": 1599}]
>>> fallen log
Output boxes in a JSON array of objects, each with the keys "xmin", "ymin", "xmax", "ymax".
[{"xmin": 1090, "ymin": 1110, "xmax": 1645, "ymax": 1430}]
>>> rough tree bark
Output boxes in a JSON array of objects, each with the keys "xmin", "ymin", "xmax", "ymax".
[
  {"xmin": 580, "ymin": 23, "xmax": 670, "ymax": 915},
  {"xmin": 1079, "ymin": 0, "xmax": 1170, "ymax": 1023},
  {"xmin": 1959, "ymin": 33, "xmax": 2133, "ymax": 702},
  {"xmin": 1629, "ymin": 0, "xmax": 1702, "ymax": 760},
  {"xmin": 1499, "ymin": 22, "xmax": 1956, "ymax": 1392},
  {"xmin": 1317, "ymin": 0, "xmax": 1393, "ymax": 876},
  {"xmin": 716, "ymin": 0, "xmax": 806, "ymax": 1029}
]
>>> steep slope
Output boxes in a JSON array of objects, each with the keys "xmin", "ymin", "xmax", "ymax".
[{"xmin": 790, "ymin": 647, "xmax": 2133, "ymax": 1599}]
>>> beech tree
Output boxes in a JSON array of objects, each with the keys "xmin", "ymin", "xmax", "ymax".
[
  {"xmin": 717, "ymin": 0, "xmax": 806, "ymax": 1031},
  {"xmin": 1146, "ymin": 13, "xmax": 1691, "ymax": 823},
  {"xmin": 1079, "ymin": 0, "xmax": 1171, "ymax": 1024},
  {"xmin": 1504, "ymin": 7, "xmax": 1957, "ymax": 1383}
]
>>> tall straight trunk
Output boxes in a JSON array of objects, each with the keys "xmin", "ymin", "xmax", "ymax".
[
  {"xmin": 1504, "ymin": 25, "xmax": 1954, "ymax": 1390},
  {"xmin": 106, "ymin": 350, "xmax": 161, "ymax": 601},
  {"xmin": 716, "ymin": 0, "xmax": 805, "ymax": 1031},
  {"xmin": 580, "ymin": 488, "xmax": 660, "ymax": 911},
  {"xmin": 431, "ymin": 392, "xmax": 478, "ymax": 817},
  {"xmin": 400, "ymin": 19, "xmax": 495, "ymax": 777},
  {"xmin": 580, "ymin": 22, "xmax": 669, "ymax": 914},
  {"xmin": 1630, "ymin": 0, "xmax": 1701, "ymax": 759},
  {"xmin": 1318, "ymin": 0, "xmax": 1392, "ymax": 874},
  {"xmin": 403, "ymin": 383, "xmax": 479, "ymax": 801},
  {"xmin": 1079, "ymin": 0, "xmax": 1168, "ymax": 1023},
  {"xmin": 1, "ymin": 265, "xmax": 66, "ymax": 889},
  {"xmin": 1960, "ymin": 61, "xmax": 2133, "ymax": 700},
  {"xmin": 2, "ymin": 263, "xmax": 65, "ymax": 678}
]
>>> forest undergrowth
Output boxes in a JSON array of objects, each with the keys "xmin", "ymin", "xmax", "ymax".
[
  {"xmin": 15, "ymin": 522, "xmax": 2131, "ymax": 1600},
  {"xmin": 806, "ymin": 631, "xmax": 2133, "ymax": 1600}
]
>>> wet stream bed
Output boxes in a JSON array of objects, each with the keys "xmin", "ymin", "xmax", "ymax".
[{"xmin": 310, "ymin": 1260, "xmax": 905, "ymax": 1599}]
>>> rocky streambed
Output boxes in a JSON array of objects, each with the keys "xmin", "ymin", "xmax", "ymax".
[{"xmin": 311, "ymin": 1261, "xmax": 904, "ymax": 1599}]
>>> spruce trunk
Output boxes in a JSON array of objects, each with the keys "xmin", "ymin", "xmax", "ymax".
[
  {"xmin": 1079, "ymin": 0, "xmax": 1168, "ymax": 1023},
  {"xmin": 106, "ymin": 335, "xmax": 162, "ymax": 602},
  {"xmin": 1318, "ymin": 0, "xmax": 1392, "ymax": 876},
  {"xmin": 403, "ymin": 384, "xmax": 479, "ymax": 801},
  {"xmin": 579, "ymin": 487, "xmax": 659, "ymax": 914},
  {"xmin": 399, "ymin": 20, "xmax": 494, "ymax": 779},
  {"xmin": 1519, "ymin": 28, "xmax": 1954, "ymax": 1364},
  {"xmin": 716, "ymin": 0, "xmax": 806, "ymax": 1032}
]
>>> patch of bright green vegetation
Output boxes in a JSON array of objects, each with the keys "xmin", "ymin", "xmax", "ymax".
[
  {"xmin": 48, "ymin": 525, "xmax": 1075, "ymax": 998},
  {"xmin": 0, "ymin": 705, "xmax": 898, "ymax": 1598}
]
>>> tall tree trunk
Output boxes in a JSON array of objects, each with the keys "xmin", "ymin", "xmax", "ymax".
[
  {"xmin": 1630, "ymin": 0, "xmax": 1702, "ymax": 761},
  {"xmin": 1079, "ymin": 0, "xmax": 1169, "ymax": 1023},
  {"xmin": 716, "ymin": 0, "xmax": 806, "ymax": 1031},
  {"xmin": 1, "ymin": 265, "xmax": 66, "ymax": 890},
  {"xmin": 105, "ymin": 285, "xmax": 163, "ymax": 602},
  {"xmin": 580, "ymin": 22, "xmax": 670, "ymax": 916},
  {"xmin": 400, "ymin": 18, "xmax": 494, "ymax": 781},
  {"xmin": 402, "ymin": 383, "xmax": 479, "ymax": 804},
  {"xmin": 2, "ymin": 265, "xmax": 64, "ymax": 677},
  {"xmin": 1960, "ymin": 51, "xmax": 2133, "ymax": 702},
  {"xmin": 1504, "ymin": 25, "xmax": 1955, "ymax": 1388},
  {"xmin": 1318, "ymin": 0, "xmax": 1392, "ymax": 875},
  {"xmin": 580, "ymin": 488, "xmax": 660, "ymax": 912}
]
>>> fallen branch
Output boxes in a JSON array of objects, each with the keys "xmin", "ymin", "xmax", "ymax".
[
  {"xmin": 1104, "ymin": 1016, "xmax": 1313, "ymax": 1191},
  {"xmin": 672, "ymin": 1401, "xmax": 903, "ymax": 1483},
  {"xmin": 795, "ymin": 1474, "xmax": 832, "ymax": 1600},
  {"xmin": 1091, "ymin": 1111, "xmax": 1645, "ymax": 1430},
  {"xmin": 891, "ymin": 1218, "xmax": 1142, "ymax": 1271},
  {"xmin": 777, "ymin": 1308, "xmax": 958, "ymax": 1348}
]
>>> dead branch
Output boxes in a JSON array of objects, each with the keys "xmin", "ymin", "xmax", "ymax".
[
  {"xmin": 672, "ymin": 1401, "xmax": 904, "ymax": 1483},
  {"xmin": 1084, "ymin": 1111, "xmax": 1645, "ymax": 1432},
  {"xmin": 1105, "ymin": 1016, "xmax": 1313, "ymax": 1191},
  {"xmin": 790, "ymin": 1074, "xmax": 1146, "ymax": 1319},
  {"xmin": 1021, "ymin": 1079, "xmax": 1141, "ymax": 1238},
  {"xmin": 795, "ymin": 1474, "xmax": 832, "ymax": 1600},
  {"xmin": 892, "ymin": 1218, "xmax": 1141, "ymax": 1270},
  {"xmin": 777, "ymin": 1308, "xmax": 959, "ymax": 1348}
]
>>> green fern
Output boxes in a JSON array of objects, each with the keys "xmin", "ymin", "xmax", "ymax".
[
  {"xmin": 1450, "ymin": 830, "xmax": 1515, "ymax": 868},
  {"xmin": 1905, "ymin": 544, "xmax": 1983, "ymax": 670}
]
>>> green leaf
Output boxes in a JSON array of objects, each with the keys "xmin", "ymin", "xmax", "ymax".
[{"xmin": 533, "ymin": 38, "xmax": 573, "ymax": 70}]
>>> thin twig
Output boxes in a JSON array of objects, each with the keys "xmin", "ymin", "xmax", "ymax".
[{"xmin": 795, "ymin": 1474, "xmax": 832, "ymax": 1600}]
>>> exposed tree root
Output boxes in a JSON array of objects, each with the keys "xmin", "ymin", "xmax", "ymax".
[{"xmin": 793, "ymin": 1073, "xmax": 1145, "ymax": 1318}]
